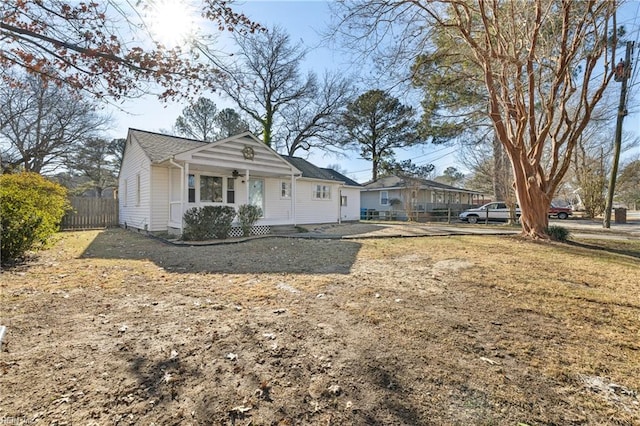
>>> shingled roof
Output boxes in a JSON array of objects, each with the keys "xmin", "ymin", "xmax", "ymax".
[
  {"xmin": 362, "ymin": 175, "xmax": 480, "ymax": 193},
  {"xmin": 321, "ymin": 167, "xmax": 361, "ymax": 187},
  {"xmin": 128, "ymin": 129, "xmax": 361, "ymax": 186},
  {"xmin": 281, "ymin": 156, "xmax": 361, "ymax": 186},
  {"xmin": 129, "ymin": 128, "xmax": 207, "ymax": 162}
]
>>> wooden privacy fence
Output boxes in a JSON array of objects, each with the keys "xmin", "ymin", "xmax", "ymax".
[{"xmin": 61, "ymin": 197, "xmax": 119, "ymax": 230}]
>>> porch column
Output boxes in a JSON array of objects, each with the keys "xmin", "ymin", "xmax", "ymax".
[
  {"xmin": 244, "ymin": 170, "xmax": 250, "ymax": 204},
  {"xmin": 169, "ymin": 158, "xmax": 185, "ymax": 231},
  {"xmin": 184, "ymin": 162, "xmax": 190, "ymax": 205}
]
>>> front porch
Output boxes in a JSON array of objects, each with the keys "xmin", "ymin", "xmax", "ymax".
[
  {"xmin": 166, "ymin": 165, "xmax": 301, "ymax": 232},
  {"xmin": 164, "ymin": 133, "xmax": 302, "ymax": 233}
]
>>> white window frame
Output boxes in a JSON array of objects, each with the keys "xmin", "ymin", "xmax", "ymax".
[
  {"xmin": 341, "ymin": 195, "xmax": 348, "ymax": 206},
  {"xmin": 280, "ymin": 181, "xmax": 292, "ymax": 199},
  {"xmin": 380, "ymin": 190, "xmax": 389, "ymax": 206},
  {"xmin": 188, "ymin": 174, "xmax": 196, "ymax": 203},
  {"xmin": 226, "ymin": 177, "xmax": 235, "ymax": 204},
  {"xmin": 313, "ymin": 184, "xmax": 331, "ymax": 200}
]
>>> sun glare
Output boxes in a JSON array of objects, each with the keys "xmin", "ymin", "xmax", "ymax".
[{"xmin": 148, "ymin": 0, "xmax": 197, "ymax": 47}]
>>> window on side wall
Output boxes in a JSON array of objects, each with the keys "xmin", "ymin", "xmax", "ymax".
[
  {"xmin": 188, "ymin": 174, "xmax": 195, "ymax": 203},
  {"xmin": 341, "ymin": 195, "xmax": 348, "ymax": 206},
  {"xmin": 313, "ymin": 184, "xmax": 331, "ymax": 200},
  {"xmin": 200, "ymin": 175, "xmax": 223, "ymax": 202},
  {"xmin": 380, "ymin": 191, "xmax": 389, "ymax": 206},
  {"xmin": 281, "ymin": 181, "xmax": 292, "ymax": 199}
]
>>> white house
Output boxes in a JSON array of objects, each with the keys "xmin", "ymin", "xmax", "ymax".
[{"xmin": 118, "ymin": 129, "xmax": 361, "ymax": 235}]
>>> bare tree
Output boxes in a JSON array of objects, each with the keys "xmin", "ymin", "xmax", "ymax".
[
  {"xmin": 209, "ymin": 25, "xmax": 353, "ymax": 155},
  {"xmin": 335, "ymin": 0, "xmax": 621, "ymax": 239},
  {"xmin": 0, "ymin": 73, "xmax": 109, "ymax": 173},
  {"xmin": 279, "ymin": 71, "xmax": 355, "ymax": 156},
  {"xmin": 210, "ymin": 26, "xmax": 315, "ymax": 147},
  {"xmin": 617, "ymin": 158, "xmax": 640, "ymax": 210},
  {"xmin": 567, "ymin": 119, "xmax": 638, "ymax": 216}
]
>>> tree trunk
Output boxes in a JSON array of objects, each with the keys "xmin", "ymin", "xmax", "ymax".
[
  {"xmin": 372, "ymin": 157, "xmax": 379, "ymax": 181},
  {"xmin": 510, "ymin": 154, "xmax": 551, "ymax": 239},
  {"xmin": 263, "ymin": 118, "xmax": 272, "ymax": 147}
]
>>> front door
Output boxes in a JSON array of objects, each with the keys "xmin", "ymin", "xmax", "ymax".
[{"xmin": 249, "ymin": 178, "xmax": 264, "ymax": 215}]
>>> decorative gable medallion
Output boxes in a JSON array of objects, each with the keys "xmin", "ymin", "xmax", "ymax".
[{"xmin": 242, "ymin": 145, "xmax": 255, "ymax": 160}]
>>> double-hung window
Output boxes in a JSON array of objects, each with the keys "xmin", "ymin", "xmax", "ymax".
[
  {"xmin": 188, "ymin": 174, "xmax": 196, "ymax": 203},
  {"xmin": 380, "ymin": 191, "xmax": 389, "ymax": 206},
  {"xmin": 280, "ymin": 181, "xmax": 292, "ymax": 199},
  {"xmin": 313, "ymin": 184, "xmax": 331, "ymax": 200},
  {"xmin": 226, "ymin": 178, "xmax": 235, "ymax": 204}
]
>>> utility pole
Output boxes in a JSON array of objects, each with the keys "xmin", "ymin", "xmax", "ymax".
[{"xmin": 603, "ymin": 41, "xmax": 634, "ymax": 228}]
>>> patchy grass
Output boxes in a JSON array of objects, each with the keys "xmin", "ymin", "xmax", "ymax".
[{"xmin": 1, "ymin": 229, "xmax": 639, "ymax": 425}]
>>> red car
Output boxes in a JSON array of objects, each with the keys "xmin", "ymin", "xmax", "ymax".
[{"xmin": 549, "ymin": 204, "xmax": 572, "ymax": 220}]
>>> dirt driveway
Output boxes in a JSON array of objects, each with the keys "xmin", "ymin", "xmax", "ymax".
[{"xmin": 1, "ymin": 228, "xmax": 639, "ymax": 425}]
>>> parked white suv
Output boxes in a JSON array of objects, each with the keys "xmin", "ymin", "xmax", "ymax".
[{"xmin": 459, "ymin": 202, "xmax": 521, "ymax": 224}]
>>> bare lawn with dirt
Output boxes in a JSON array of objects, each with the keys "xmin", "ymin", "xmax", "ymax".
[{"xmin": 1, "ymin": 228, "xmax": 639, "ymax": 425}]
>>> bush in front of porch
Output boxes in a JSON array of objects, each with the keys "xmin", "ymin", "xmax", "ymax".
[
  {"xmin": 237, "ymin": 204, "xmax": 263, "ymax": 237},
  {"xmin": 182, "ymin": 206, "xmax": 236, "ymax": 240}
]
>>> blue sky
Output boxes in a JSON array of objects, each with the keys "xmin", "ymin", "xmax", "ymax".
[{"xmin": 109, "ymin": 0, "xmax": 640, "ymax": 183}]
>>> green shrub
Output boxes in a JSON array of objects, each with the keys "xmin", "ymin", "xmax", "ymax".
[
  {"xmin": 1, "ymin": 172, "xmax": 70, "ymax": 264},
  {"xmin": 182, "ymin": 206, "xmax": 236, "ymax": 240},
  {"xmin": 237, "ymin": 204, "xmax": 263, "ymax": 237},
  {"xmin": 547, "ymin": 225, "xmax": 571, "ymax": 242}
]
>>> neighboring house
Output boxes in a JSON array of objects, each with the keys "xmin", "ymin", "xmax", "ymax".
[
  {"xmin": 118, "ymin": 129, "xmax": 360, "ymax": 235},
  {"xmin": 360, "ymin": 175, "xmax": 484, "ymax": 220}
]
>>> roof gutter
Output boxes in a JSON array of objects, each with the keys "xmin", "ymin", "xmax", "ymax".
[{"xmin": 363, "ymin": 186, "xmax": 481, "ymax": 194}]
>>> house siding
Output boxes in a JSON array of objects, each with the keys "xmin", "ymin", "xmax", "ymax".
[
  {"xmin": 175, "ymin": 135, "xmax": 293, "ymax": 176},
  {"xmin": 150, "ymin": 166, "xmax": 170, "ymax": 231},
  {"xmin": 119, "ymin": 138, "xmax": 151, "ymax": 230},
  {"xmin": 294, "ymin": 179, "xmax": 340, "ymax": 224},
  {"xmin": 361, "ymin": 190, "xmax": 391, "ymax": 211},
  {"xmin": 263, "ymin": 178, "xmax": 294, "ymax": 222},
  {"xmin": 339, "ymin": 186, "xmax": 361, "ymax": 221}
]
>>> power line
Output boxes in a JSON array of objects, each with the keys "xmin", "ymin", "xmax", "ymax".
[{"xmin": 345, "ymin": 144, "xmax": 458, "ymax": 177}]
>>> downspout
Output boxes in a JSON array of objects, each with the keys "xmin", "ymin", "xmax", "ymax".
[
  {"xmin": 169, "ymin": 158, "xmax": 184, "ymax": 231},
  {"xmin": 292, "ymin": 173, "xmax": 298, "ymax": 227},
  {"xmin": 338, "ymin": 185, "xmax": 344, "ymax": 224}
]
